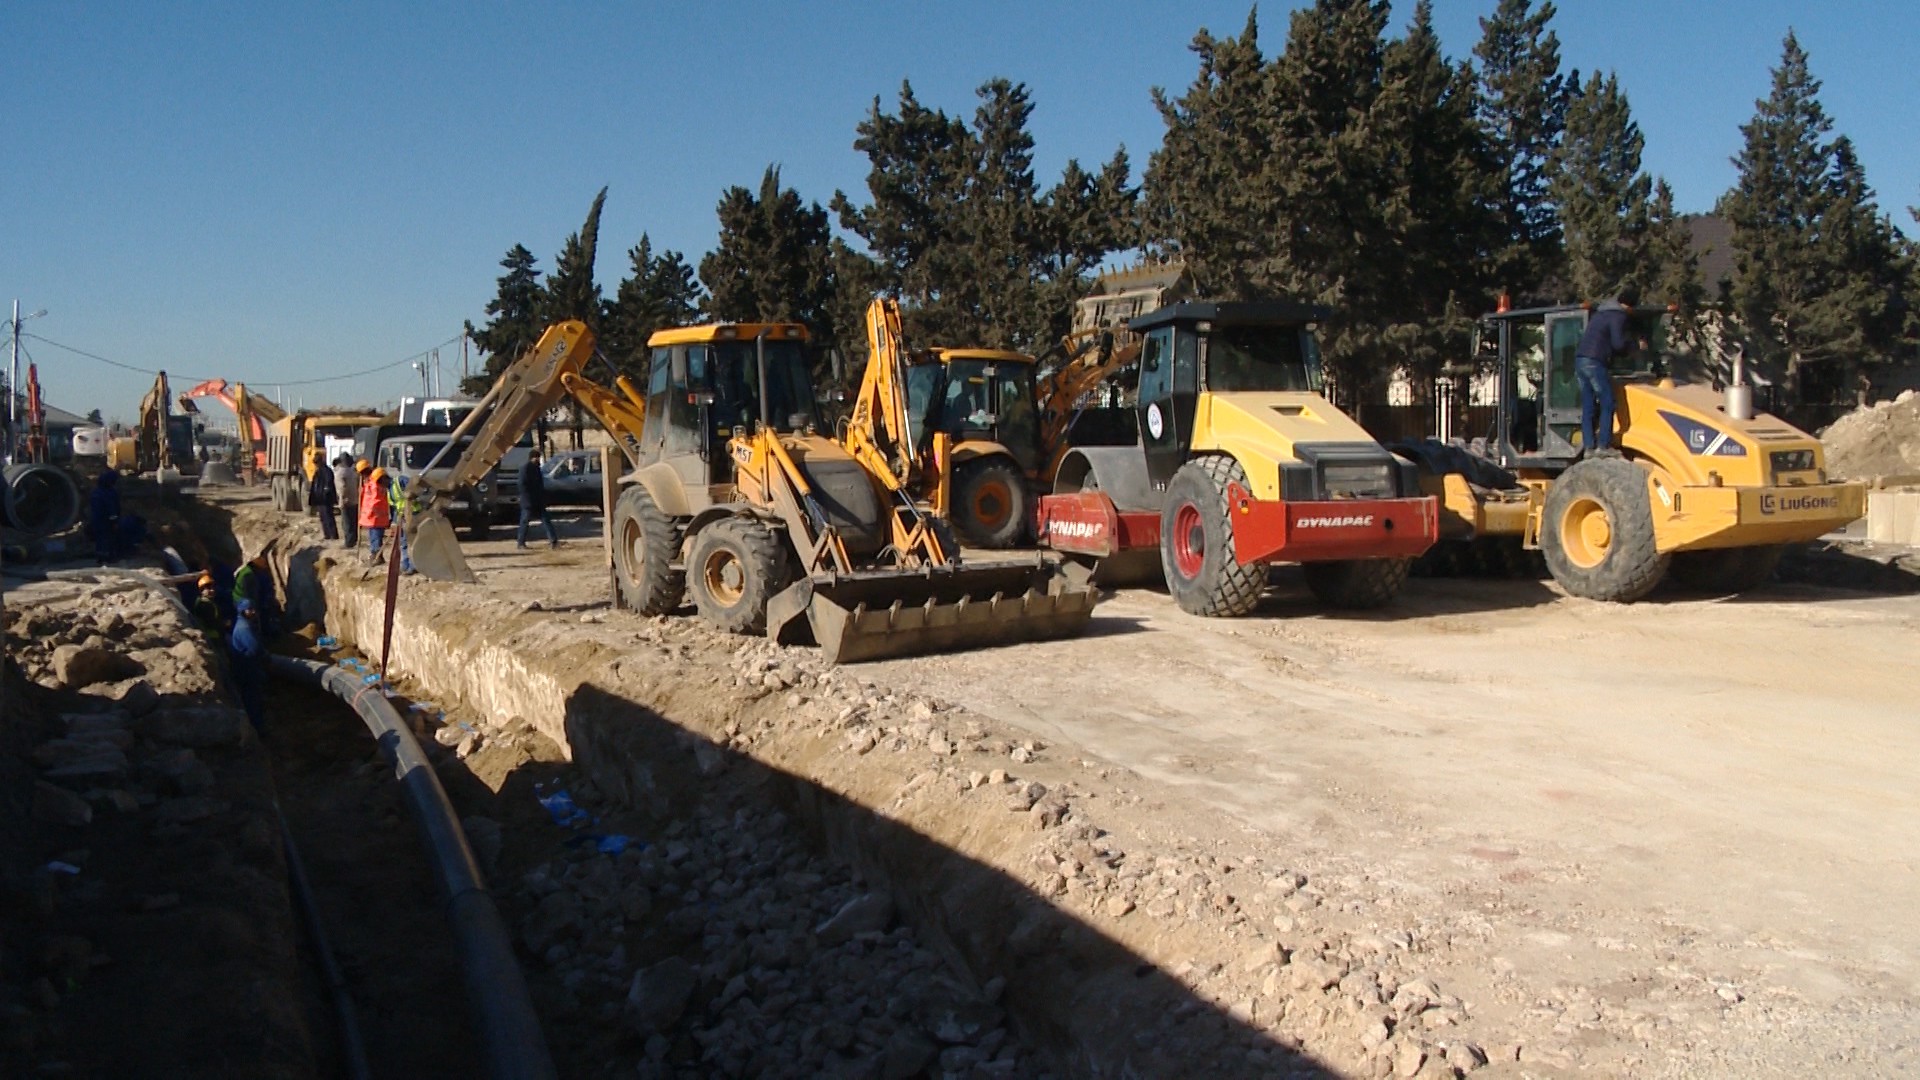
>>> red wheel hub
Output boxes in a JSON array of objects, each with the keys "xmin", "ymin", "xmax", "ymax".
[{"xmin": 1171, "ymin": 501, "xmax": 1205, "ymax": 579}]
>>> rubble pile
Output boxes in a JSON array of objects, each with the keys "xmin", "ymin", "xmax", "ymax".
[
  {"xmin": 501, "ymin": 773, "xmax": 1038, "ymax": 1080},
  {"xmin": 1821, "ymin": 389, "xmax": 1920, "ymax": 481},
  {"xmin": 1, "ymin": 573, "xmax": 305, "ymax": 1077}
]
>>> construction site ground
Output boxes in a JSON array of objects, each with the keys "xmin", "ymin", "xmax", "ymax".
[{"xmin": 202, "ymin": 487, "xmax": 1920, "ymax": 1078}]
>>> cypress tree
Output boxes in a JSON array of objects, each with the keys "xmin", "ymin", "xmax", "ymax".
[
  {"xmin": 700, "ymin": 166, "xmax": 839, "ymax": 344},
  {"xmin": 545, "ymin": 187, "xmax": 608, "ymax": 331}
]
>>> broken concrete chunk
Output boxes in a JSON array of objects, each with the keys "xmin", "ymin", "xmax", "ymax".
[
  {"xmin": 814, "ymin": 891, "xmax": 894, "ymax": 945},
  {"xmin": 138, "ymin": 707, "xmax": 249, "ymax": 748},
  {"xmin": 32, "ymin": 782, "xmax": 93, "ymax": 827},
  {"xmin": 625, "ymin": 956, "xmax": 695, "ymax": 1033},
  {"xmin": 51, "ymin": 645, "xmax": 144, "ymax": 689}
]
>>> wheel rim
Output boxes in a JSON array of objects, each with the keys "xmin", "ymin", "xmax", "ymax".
[
  {"xmin": 970, "ymin": 478, "xmax": 1012, "ymax": 530},
  {"xmin": 701, "ymin": 546, "xmax": 746, "ymax": 606},
  {"xmin": 1171, "ymin": 501, "xmax": 1205, "ymax": 580},
  {"xmin": 1560, "ymin": 495, "xmax": 1613, "ymax": 569},
  {"xmin": 619, "ymin": 516, "xmax": 647, "ymax": 582}
]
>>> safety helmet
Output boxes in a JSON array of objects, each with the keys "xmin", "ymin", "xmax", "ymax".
[
  {"xmin": 354, "ymin": 458, "xmax": 372, "ymax": 474},
  {"xmin": 370, "ymin": 467, "xmax": 387, "ymax": 483}
]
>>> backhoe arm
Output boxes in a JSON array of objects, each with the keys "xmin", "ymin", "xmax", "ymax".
[
  {"xmin": 841, "ymin": 297, "xmax": 920, "ymax": 489},
  {"xmin": 1038, "ymin": 328, "xmax": 1139, "ymax": 455},
  {"xmin": 417, "ymin": 320, "xmax": 596, "ymax": 498}
]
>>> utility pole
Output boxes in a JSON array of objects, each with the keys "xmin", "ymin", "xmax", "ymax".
[{"xmin": 9, "ymin": 299, "xmax": 19, "ymax": 428}]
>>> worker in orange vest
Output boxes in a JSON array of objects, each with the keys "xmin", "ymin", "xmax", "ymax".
[{"xmin": 359, "ymin": 465, "xmax": 392, "ymax": 563}]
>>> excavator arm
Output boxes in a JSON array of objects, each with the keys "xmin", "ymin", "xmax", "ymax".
[
  {"xmin": 841, "ymin": 298, "xmax": 925, "ymax": 489},
  {"xmin": 179, "ymin": 378, "xmax": 286, "ymax": 476},
  {"xmin": 1037, "ymin": 327, "xmax": 1139, "ymax": 457}
]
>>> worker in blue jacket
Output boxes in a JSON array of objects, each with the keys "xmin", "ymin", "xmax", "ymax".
[
  {"xmin": 1573, "ymin": 288, "xmax": 1648, "ymax": 456},
  {"xmin": 229, "ymin": 598, "xmax": 269, "ymax": 732}
]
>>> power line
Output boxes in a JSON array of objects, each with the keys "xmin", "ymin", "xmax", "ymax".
[{"xmin": 22, "ymin": 331, "xmax": 468, "ymax": 389}]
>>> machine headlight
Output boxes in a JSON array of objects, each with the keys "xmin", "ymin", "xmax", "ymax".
[
  {"xmin": 1769, "ymin": 449, "xmax": 1816, "ymax": 475},
  {"xmin": 1321, "ymin": 462, "xmax": 1396, "ymax": 499}
]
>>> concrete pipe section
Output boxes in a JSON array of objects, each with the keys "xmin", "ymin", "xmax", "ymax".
[{"xmin": 2, "ymin": 463, "xmax": 83, "ymax": 538}]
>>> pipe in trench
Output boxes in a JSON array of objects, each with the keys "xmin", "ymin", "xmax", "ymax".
[
  {"xmin": 269, "ymin": 655, "xmax": 557, "ymax": 1080},
  {"xmin": 3, "ymin": 463, "xmax": 82, "ymax": 537},
  {"xmin": 277, "ymin": 805, "xmax": 374, "ymax": 1080}
]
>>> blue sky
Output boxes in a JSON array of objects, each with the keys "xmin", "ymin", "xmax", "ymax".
[{"xmin": 8, "ymin": 0, "xmax": 1917, "ymax": 423}]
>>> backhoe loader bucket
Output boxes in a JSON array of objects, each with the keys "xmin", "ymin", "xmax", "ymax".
[
  {"xmin": 768, "ymin": 557, "xmax": 1098, "ymax": 664},
  {"xmin": 408, "ymin": 508, "xmax": 477, "ymax": 584}
]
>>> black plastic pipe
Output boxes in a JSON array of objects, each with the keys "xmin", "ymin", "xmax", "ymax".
[
  {"xmin": 276, "ymin": 805, "xmax": 373, "ymax": 1080},
  {"xmin": 3, "ymin": 463, "xmax": 82, "ymax": 537},
  {"xmin": 269, "ymin": 655, "xmax": 557, "ymax": 1080}
]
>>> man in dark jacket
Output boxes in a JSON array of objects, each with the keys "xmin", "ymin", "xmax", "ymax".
[
  {"xmin": 1573, "ymin": 288, "xmax": 1647, "ymax": 456},
  {"xmin": 89, "ymin": 469, "xmax": 122, "ymax": 564},
  {"xmin": 517, "ymin": 450, "xmax": 559, "ymax": 549},
  {"xmin": 232, "ymin": 550, "xmax": 280, "ymax": 638},
  {"xmin": 308, "ymin": 459, "xmax": 339, "ymax": 540},
  {"xmin": 229, "ymin": 598, "xmax": 269, "ymax": 732}
]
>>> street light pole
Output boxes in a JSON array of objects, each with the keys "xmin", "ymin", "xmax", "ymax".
[{"xmin": 8, "ymin": 302, "xmax": 48, "ymax": 432}]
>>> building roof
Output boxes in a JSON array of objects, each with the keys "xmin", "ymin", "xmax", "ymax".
[
  {"xmin": 6, "ymin": 392, "xmax": 89, "ymax": 428},
  {"xmin": 1686, "ymin": 214, "xmax": 1737, "ymax": 295}
]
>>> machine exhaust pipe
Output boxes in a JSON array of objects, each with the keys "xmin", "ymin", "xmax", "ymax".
[{"xmin": 1726, "ymin": 351, "xmax": 1754, "ymax": 421}]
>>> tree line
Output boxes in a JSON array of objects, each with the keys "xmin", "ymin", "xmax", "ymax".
[{"xmin": 467, "ymin": 0, "xmax": 1918, "ymax": 406}]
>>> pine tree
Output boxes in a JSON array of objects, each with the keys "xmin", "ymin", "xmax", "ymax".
[
  {"xmin": 1551, "ymin": 72, "xmax": 1651, "ymax": 300},
  {"xmin": 1472, "ymin": 0, "xmax": 1572, "ymax": 300},
  {"xmin": 462, "ymin": 244, "xmax": 545, "ymax": 396},
  {"xmin": 700, "ymin": 167, "xmax": 839, "ymax": 343},
  {"xmin": 602, "ymin": 234, "xmax": 704, "ymax": 380},
  {"xmin": 1372, "ymin": 0, "xmax": 1502, "ymax": 387},
  {"xmin": 1718, "ymin": 32, "xmax": 1907, "ymax": 394}
]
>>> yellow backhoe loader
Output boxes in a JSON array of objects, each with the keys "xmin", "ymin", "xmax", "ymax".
[
  {"xmin": 1395, "ymin": 303, "xmax": 1867, "ymax": 599},
  {"xmin": 408, "ymin": 320, "xmax": 1096, "ymax": 663},
  {"xmin": 844, "ymin": 298, "xmax": 1142, "ymax": 549}
]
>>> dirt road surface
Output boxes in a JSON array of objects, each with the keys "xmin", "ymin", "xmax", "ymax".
[
  {"xmin": 872, "ymin": 569, "xmax": 1920, "ymax": 1069},
  {"xmin": 293, "ymin": 503, "xmax": 1920, "ymax": 1074}
]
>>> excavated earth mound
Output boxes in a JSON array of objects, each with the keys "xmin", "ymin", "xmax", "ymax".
[{"xmin": 1821, "ymin": 389, "xmax": 1920, "ymax": 481}]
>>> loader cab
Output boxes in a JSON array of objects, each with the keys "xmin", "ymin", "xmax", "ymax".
[
  {"xmin": 1486, "ymin": 304, "xmax": 1669, "ymax": 468},
  {"xmin": 1129, "ymin": 301, "xmax": 1329, "ymax": 489},
  {"xmin": 908, "ymin": 350, "xmax": 1043, "ymax": 475},
  {"xmin": 642, "ymin": 323, "xmax": 818, "ymax": 486}
]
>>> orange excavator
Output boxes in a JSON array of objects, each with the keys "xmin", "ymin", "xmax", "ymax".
[{"xmin": 179, "ymin": 379, "xmax": 285, "ymax": 480}]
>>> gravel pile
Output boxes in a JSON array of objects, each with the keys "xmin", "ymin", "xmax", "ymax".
[{"xmin": 503, "ymin": 776, "xmax": 1041, "ymax": 1079}]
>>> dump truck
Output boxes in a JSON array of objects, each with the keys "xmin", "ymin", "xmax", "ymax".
[
  {"xmin": 265, "ymin": 411, "xmax": 383, "ymax": 511},
  {"xmin": 1394, "ymin": 302, "xmax": 1867, "ymax": 600},
  {"xmin": 1038, "ymin": 301, "xmax": 1440, "ymax": 614},
  {"xmin": 406, "ymin": 320, "xmax": 1097, "ymax": 663}
]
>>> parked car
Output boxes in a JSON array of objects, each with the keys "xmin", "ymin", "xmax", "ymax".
[
  {"xmin": 374, "ymin": 434, "xmax": 499, "ymax": 540},
  {"xmin": 541, "ymin": 449, "xmax": 606, "ymax": 507}
]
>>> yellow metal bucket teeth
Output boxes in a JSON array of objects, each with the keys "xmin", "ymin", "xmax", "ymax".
[
  {"xmin": 768, "ymin": 558, "xmax": 1098, "ymax": 664},
  {"xmin": 408, "ymin": 508, "xmax": 477, "ymax": 584}
]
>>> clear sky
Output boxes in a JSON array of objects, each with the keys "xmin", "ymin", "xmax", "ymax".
[{"xmin": 8, "ymin": 0, "xmax": 1917, "ymax": 425}]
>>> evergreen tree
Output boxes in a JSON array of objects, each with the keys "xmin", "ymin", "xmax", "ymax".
[
  {"xmin": 1551, "ymin": 72, "xmax": 1651, "ymax": 300},
  {"xmin": 602, "ymin": 234, "xmax": 703, "ymax": 380},
  {"xmin": 1645, "ymin": 179, "xmax": 1705, "ymax": 342},
  {"xmin": 1718, "ymin": 32, "xmax": 1907, "ymax": 392},
  {"xmin": 836, "ymin": 79, "xmax": 1135, "ymax": 353},
  {"xmin": 1143, "ymin": 11, "xmax": 1281, "ymax": 300},
  {"xmin": 85, "ymin": 408, "xmax": 103, "ymax": 425},
  {"xmin": 1372, "ymin": 0, "xmax": 1502, "ymax": 386},
  {"xmin": 1472, "ymin": 0, "xmax": 1572, "ymax": 300},
  {"xmin": 700, "ymin": 166, "xmax": 840, "ymax": 344},
  {"xmin": 544, "ymin": 187, "xmax": 608, "ymax": 330},
  {"xmin": 462, "ymin": 243, "xmax": 545, "ymax": 396}
]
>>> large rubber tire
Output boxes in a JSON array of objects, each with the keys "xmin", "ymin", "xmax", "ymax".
[
  {"xmin": 1160, "ymin": 456, "xmax": 1265, "ymax": 618},
  {"xmin": 612, "ymin": 486, "xmax": 684, "ymax": 616},
  {"xmin": 1541, "ymin": 457, "xmax": 1669, "ymax": 602},
  {"xmin": 952, "ymin": 457, "xmax": 1029, "ymax": 549},
  {"xmin": 1302, "ymin": 558, "xmax": 1412, "ymax": 610},
  {"xmin": 1667, "ymin": 544, "xmax": 1784, "ymax": 595},
  {"xmin": 685, "ymin": 516, "xmax": 786, "ymax": 634}
]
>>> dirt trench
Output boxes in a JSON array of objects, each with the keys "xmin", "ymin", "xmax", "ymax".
[{"xmin": 221, "ymin": 489, "xmax": 1525, "ymax": 1080}]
